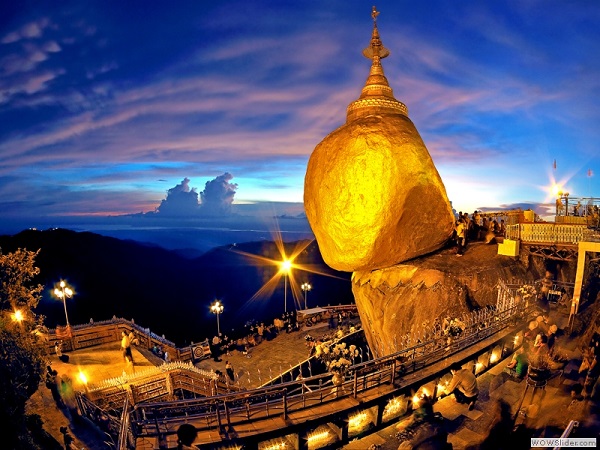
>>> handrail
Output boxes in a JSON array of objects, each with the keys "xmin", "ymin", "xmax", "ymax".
[
  {"xmin": 130, "ymin": 301, "xmax": 527, "ymax": 436},
  {"xmin": 552, "ymin": 420, "xmax": 579, "ymax": 450},
  {"xmin": 117, "ymin": 396, "xmax": 130, "ymax": 450}
]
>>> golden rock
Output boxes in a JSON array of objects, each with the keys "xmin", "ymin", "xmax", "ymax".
[{"xmin": 304, "ymin": 8, "xmax": 454, "ymax": 272}]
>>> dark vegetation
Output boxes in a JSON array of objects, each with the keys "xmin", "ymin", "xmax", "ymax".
[{"xmin": 0, "ymin": 229, "xmax": 353, "ymax": 345}]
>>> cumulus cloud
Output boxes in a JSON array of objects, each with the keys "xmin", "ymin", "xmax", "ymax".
[
  {"xmin": 156, "ymin": 177, "xmax": 199, "ymax": 216},
  {"xmin": 200, "ymin": 172, "xmax": 238, "ymax": 215},
  {"xmin": 155, "ymin": 173, "xmax": 238, "ymax": 217}
]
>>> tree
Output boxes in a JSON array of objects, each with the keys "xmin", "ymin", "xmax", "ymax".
[{"xmin": 0, "ymin": 248, "xmax": 47, "ymax": 449}]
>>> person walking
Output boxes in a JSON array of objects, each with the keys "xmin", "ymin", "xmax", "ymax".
[
  {"xmin": 226, "ymin": 360, "xmax": 235, "ymax": 382},
  {"xmin": 121, "ymin": 331, "xmax": 133, "ymax": 364},
  {"xmin": 455, "ymin": 220, "xmax": 466, "ymax": 256}
]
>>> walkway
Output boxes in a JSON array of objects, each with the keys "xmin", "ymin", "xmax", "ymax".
[
  {"xmin": 26, "ymin": 315, "xmax": 600, "ymax": 449},
  {"xmin": 26, "ymin": 323, "xmax": 339, "ymax": 449},
  {"xmin": 345, "ymin": 314, "xmax": 600, "ymax": 449}
]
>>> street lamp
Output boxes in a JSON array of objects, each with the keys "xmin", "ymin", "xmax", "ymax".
[
  {"xmin": 210, "ymin": 300, "xmax": 224, "ymax": 335},
  {"xmin": 281, "ymin": 259, "xmax": 292, "ymax": 313},
  {"xmin": 301, "ymin": 282, "xmax": 312, "ymax": 310},
  {"xmin": 53, "ymin": 280, "xmax": 73, "ymax": 327}
]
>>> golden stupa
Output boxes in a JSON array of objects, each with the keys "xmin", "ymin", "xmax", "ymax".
[{"xmin": 304, "ymin": 7, "xmax": 455, "ymax": 272}]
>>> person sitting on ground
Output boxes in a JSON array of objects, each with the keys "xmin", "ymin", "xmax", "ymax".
[
  {"xmin": 505, "ymin": 342, "xmax": 529, "ymax": 379},
  {"xmin": 444, "ymin": 362, "xmax": 479, "ymax": 410},
  {"xmin": 176, "ymin": 423, "xmax": 198, "ymax": 450}
]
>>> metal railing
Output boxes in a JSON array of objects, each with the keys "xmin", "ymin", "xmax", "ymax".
[
  {"xmin": 504, "ymin": 223, "xmax": 598, "ymax": 245},
  {"xmin": 127, "ymin": 291, "xmax": 528, "ymax": 443}
]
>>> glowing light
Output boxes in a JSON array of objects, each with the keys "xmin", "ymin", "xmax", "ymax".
[
  {"xmin": 53, "ymin": 280, "xmax": 74, "ymax": 327},
  {"xmin": 307, "ymin": 430, "xmax": 330, "ymax": 444},
  {"xmin": 421, "ymin": 388, "xmax": 429, "ymax": 397},
  {"xmin": 348, "ymin": 412, "xmax": 368, "ymax": 430},
  {"xmin": 412, "ymin": 395, "xmax": 421, "ymax": 404},
  {"xmin": 383, "ymin": 397, "xmax": 404, "ymax": 416},
  {"xmin": 513, "ymin": 335, "xmax": 520, "ymax": 345},
  {"xmin": 11, "ymin": 309, "xmax": 24, "ymax": 323},
  {"xmin": 551, "ymin": 184, "xmax": 562, "ymax": 197},
  {"xmin": 490, "ymin": 352, "xmax": 500, "ymax": 364},
  {"xmin": 280, "ymin": 259, "xmax": 292, "ymax": 273},
  {"xmin": 475, "ymin": 362, "xmax": 484, "ymax": 372},
  {"xmin": 210, "ymin": 300, "xmax": 224, "ymax": 334},
  {"xmin": 262, "ymin": 443, "xmax": 287, "ymax": 450},
  {"xmin": 78, "ymin": 371, "xmax": 88, "ymax": 385}
]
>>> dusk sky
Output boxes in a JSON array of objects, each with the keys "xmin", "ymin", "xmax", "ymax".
[{"xmin": 1, "ymin": 1, "xmax": 599, "ymax": 228}]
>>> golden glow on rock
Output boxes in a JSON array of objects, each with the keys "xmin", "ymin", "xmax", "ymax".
[
  {"xmin": 305, "ymin": 115, "xmax": 455, "ymax": 272},
  {"xmin": 304, "ymin": 8, "xmax": 455, "ymax": 272}
]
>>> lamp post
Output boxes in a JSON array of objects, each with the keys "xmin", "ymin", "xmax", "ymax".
[
  {"xmin": 281, "ymin": 259, "xmax": 292, "ymax": 313},
  {"xmin": 53, "ymin": 280, "xmax": 73, "ymax": 327},
  {"xmin": 210, "ymin": 300, "xmax": 224, "ymax": 335},
  {"xmin": 301, "ymin": 282, "xmax": 312, "ymax": 310}
]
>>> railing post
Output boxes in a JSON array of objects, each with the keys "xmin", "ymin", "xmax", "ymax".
[
  {"xmin": 215, "ymin": 401, "xmax": 223, "ymax": 433},
  {"xmin": 224, "ymin": 400, "xmax": 231, "ymax": 429},
  {"xmin": 283, "ymin": 390, "xmax": 288, "ymax": 420},
  {"xmin": 353, "ymin": 370, "xmax": 358, "ymax": 399},
  {"xmin": 391, "ymin": 359, "xmax": 396, "ymax": 386}
]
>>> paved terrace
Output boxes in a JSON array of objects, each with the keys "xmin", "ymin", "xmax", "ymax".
[{"xmin": 27, "ymin": 315, "xmax": 600, "ymax": 449}]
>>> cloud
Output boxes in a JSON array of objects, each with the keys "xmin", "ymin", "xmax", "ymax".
[
  {"xmin": 1, "ymin": 18, "xmax": 49, "ymax": 44},
  {"xmin": 153, "ymin": 173, "xmax": 238, "ymax": 217},
  {"xmin": 200, "ymin": 172, "xmax": 238, "ymax": 215},
  {"xmin": 156, "ymin": 177, "xmax": 199, "ymax": 216}
]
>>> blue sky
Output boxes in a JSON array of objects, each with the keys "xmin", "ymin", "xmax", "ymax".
[{"xmin": 1, "ymin": 0, "xmax": 599, "ymax": 226}]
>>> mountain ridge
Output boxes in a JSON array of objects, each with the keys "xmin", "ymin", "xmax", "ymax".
[{"xmin": 0, "ymin": 228, "xmax": 353, "ymax": 345}]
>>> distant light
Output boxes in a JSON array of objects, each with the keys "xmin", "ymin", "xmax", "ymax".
[
  {"xmin": 210, "ymin": 300, "xmax": 224, "ymax": 314},
  {"xmin": 78, "ymin": 371, "xmax": 88, "ymax": 385},
  {"xmin": 490, "ymin": 352, "xmax": 500, "ymax": 363},
  {"xmin": 551, "ymin": 184, "xmax": 562, "ymax": 197},
  {"xmin": 12, "ymin": 309, "xmax": 24, "ymax": 323},
  {"xmin": 281, "ymin": 259, "xmax": 292, "ymax": 273}
]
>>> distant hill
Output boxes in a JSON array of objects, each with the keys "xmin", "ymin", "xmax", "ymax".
[{"xmin": 0, "ymin": 229, "xmax": 353, "ymax": 345}]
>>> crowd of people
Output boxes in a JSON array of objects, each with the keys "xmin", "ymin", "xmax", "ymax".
[
  {"xmin": 454, "ymin": 210, "xmax": 507, "ymax": 256},
  {"xmin": 207, "ymin": 309, "xmax": 356, "ymax": 364}
]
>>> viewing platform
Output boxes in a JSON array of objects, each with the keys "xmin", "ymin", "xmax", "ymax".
[{"xmin": 29, "ymin": 306, "xmax": 599, "ymax": 450}]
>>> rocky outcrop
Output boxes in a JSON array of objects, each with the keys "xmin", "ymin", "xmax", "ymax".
[
  {"xmin": 352, "ymin": 243, "xmax": 535, "ymax": 358},
  {"xmin": 305, "ymin": 115, "xmax": 455, "ymax": 272}
]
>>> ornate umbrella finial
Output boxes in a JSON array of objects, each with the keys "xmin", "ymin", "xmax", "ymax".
[
  {"xmin": 371, "ymin": 6, "xmax": 380, "ymax": 22},
  {"xmin": 363, "ymin": 6, "xmax": 389, "ymax": 60}
]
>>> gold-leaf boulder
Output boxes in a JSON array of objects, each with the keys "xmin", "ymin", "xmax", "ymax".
[{"xmin": 304, "ymin": 10, "xmax": 454, "ymax": 272}]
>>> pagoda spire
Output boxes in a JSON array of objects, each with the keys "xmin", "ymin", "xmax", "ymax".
[{"xmin": 346, "ymin": 6, "xmax": 408, "ymax": 122}]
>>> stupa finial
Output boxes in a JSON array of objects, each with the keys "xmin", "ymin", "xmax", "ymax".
[
  {"xmin": 371, "ymin": 5, "xmax": 380, "ymax": 22},
  {"xmin": 346, "ymin": 6, "xmax": 408, "ymax": 122},
  {"xmin": 363, "ymin": 6, "xmax": 389, "ymax": 61}
]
